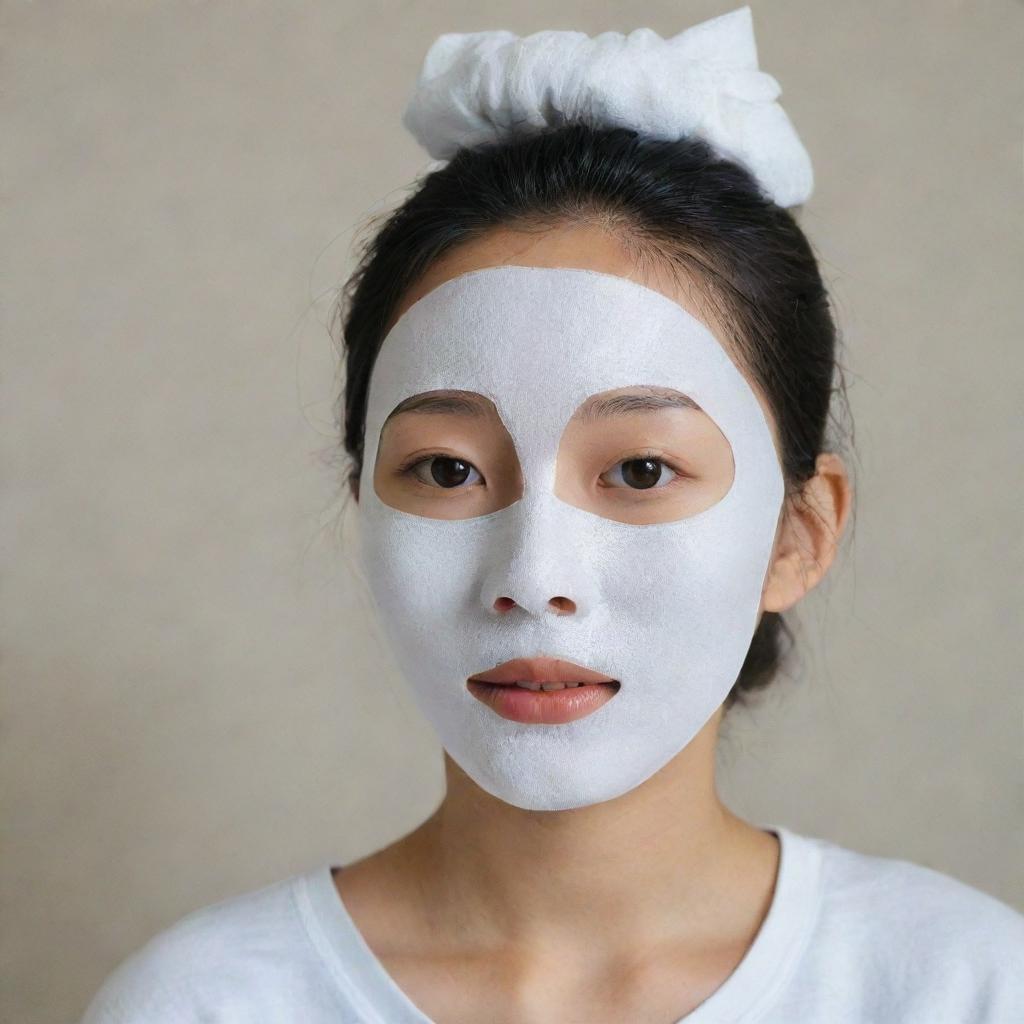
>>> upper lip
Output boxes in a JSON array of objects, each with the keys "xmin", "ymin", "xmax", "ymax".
[{"xmin": 468, "ymin": 657, "xmax": 617, "ymax": 686}]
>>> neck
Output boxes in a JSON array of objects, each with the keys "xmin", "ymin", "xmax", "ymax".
[{"xmin": 390, "ymin": 708, "xmax": 779, "ymax": 958}]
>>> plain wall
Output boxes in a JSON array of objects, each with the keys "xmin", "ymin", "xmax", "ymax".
[{"xmin": 3, "ymin": 2, "xmax": 1022, "ymax": 1021}]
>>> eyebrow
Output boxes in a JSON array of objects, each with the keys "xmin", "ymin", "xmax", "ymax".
[
  {"xmin": 383, "ymin": 386, "xmax": 702, "ymax": 425},
  {"xmin": 384, "ymin": 392, "xmax": 492, "ymax": 423},
  {"xmin": 577, "ymin": 387, "xmax": 702, "ymax": 422}
]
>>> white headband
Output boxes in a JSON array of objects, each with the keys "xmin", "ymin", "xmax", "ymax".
[{"xmin": 401, "ymin": 5, "xmax": 814, "ymax": 209}]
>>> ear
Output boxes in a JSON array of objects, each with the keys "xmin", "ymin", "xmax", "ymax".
[{"xmin": 761, "ymin": 453, "xmax": 852, "ymax": 613}]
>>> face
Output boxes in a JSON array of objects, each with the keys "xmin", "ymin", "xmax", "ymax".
[{"xmin": 353, "ymin": 225, "xmax": 787, "ymax": 812}]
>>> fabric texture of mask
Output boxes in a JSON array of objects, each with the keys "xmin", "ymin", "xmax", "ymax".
[{"xmin": 354, "ymin": 266, "xmax": 784, "ymax": 811}]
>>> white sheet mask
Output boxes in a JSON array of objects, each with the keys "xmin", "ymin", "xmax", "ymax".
[{"xmin": 354, "ymin": 265, "xmax": 785, "ymax": 811}]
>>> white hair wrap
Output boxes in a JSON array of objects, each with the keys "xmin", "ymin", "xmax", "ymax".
[{"xmin": 401, "ymin": 5, "xmax": 813, "ymax": 208}]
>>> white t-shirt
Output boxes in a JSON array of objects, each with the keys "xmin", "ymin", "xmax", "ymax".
[{"xmin": 80, "ymin": 823, "xmax": 1024, "ymax": 1023}]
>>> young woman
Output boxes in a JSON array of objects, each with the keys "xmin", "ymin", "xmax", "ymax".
[{"xmin": 81, "ymin": 10, "xmax": 1023, "ymax": 1023}]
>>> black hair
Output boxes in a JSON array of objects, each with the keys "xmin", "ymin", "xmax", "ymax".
[{"xmin": 330, "ymin": 122, "xmax": 854, "ymax": 714}]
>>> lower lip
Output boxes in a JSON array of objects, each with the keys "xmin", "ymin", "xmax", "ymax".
[{"xmin": 466, "ymin": 680, "xmax": 620, "ymax": 724}]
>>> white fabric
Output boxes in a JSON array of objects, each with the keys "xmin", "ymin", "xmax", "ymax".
[
  {"xmin": 401, "ymin": 5, "xmax": 814, "ymax": 208},
  {"xmin": 80, "ymin": 824, "xmax": 1024, "ymax": 1023}
]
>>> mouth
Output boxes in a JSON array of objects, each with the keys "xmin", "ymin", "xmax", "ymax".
[{"xmin": 467, "ymin": 657, "xmax": 620, "ymax": 724}]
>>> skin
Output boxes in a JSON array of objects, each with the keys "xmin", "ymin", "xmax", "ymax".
[{"xmin": 338, "ymin": 221, "xmax": 852, "ymax": 1023}]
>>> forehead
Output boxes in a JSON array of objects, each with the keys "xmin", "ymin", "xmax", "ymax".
[{"xmin": 369, "ymin": 265, "xmax": 745, "ymax": 413}]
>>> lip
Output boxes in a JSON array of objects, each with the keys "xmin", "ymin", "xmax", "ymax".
[
  {"xmin": 468, "ymin": 657, "xmax": 617, "ymax": 686},
  {"xmin": 467, "ymin": 657, "xmax": 620, "ymax": 724}
]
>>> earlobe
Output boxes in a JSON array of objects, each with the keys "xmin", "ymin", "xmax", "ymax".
[
  {"xmin": 760, "ymin": 454, "xmax": 851, "ymax": 614},
  {"xmin": 760, "ymin": 510, "xmax": 807, "ymax": 614}
]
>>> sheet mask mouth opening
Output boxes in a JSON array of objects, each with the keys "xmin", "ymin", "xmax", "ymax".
[{"xmin": 467, "ymin": 679, "xmax": 621, "ymax": 693}]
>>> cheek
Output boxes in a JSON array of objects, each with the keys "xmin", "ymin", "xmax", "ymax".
[
  {"xmin": 357, "ymin": 511, "xmax": 491, "ymax": 626},
  {"xmin": 595, "ymin": 513, "xmax": 771, "ymax": 618}
]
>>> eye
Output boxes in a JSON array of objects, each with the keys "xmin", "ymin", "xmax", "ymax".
[
  {"xmin": 400, "ymin": 452, "xmax": 484, "ymax": 490},
  {"xmin": 600, "ymin": 452, "xmax": 685, "ymax": 491}
]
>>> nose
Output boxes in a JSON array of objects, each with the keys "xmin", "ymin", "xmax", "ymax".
[{"xmin": 478, "ymin": 492, "xmax": 600, "ymax": 619}]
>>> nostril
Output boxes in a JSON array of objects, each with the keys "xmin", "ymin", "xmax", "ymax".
[{"xmin": 489, "ymin": 595, "xmax": 578, "ymax": 616}]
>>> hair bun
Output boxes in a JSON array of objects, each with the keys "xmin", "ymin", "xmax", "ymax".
[{"xmin": 400, "ymin": 5, "xmax": 814, "ymax": 208}]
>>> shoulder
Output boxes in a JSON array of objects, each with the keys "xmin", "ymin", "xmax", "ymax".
[
  {"xmin": 79, "ymin": 870, "xmax": 316, "ymax": 1023},
  {"xmin": 816, "ymin": 835, "xmax": 1024, "ymax": 945},
  {"xmin": 802, "ymin": 832, "xmax": 1024, "ymax": 1018}
]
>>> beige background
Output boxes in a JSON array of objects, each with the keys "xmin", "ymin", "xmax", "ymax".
[{"xmin": 3, "ymin": 1, "xmax": 1022, "ymax": 1021}]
